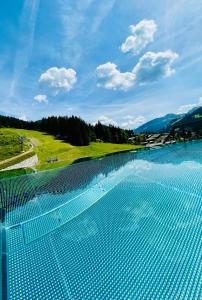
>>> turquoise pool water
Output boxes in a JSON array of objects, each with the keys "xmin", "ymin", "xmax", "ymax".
[{"xmin": 0, "ymin": 141, "xmax": 202, "ymax": 299}]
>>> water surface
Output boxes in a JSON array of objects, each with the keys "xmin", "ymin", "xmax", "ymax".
[{"xmin": 0, "ymin": 142, "xmax": 202, "ymax": 299}]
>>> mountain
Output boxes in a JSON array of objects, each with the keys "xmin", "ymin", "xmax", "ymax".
[
  {"xmin": 134, "ymin": 114, "xmax": 183, "ymax": 133},
  {"xmin": 170, "ymin": 106, "xmax": 202, "ymax": 131}
]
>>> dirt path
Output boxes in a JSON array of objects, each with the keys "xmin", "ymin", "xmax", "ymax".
[
  {"xmin": 0, "ymin": 143, "xmax": 34, "ymax": 166},
  {"xmin": 0, "ymin": 154, "xmax": 38, "ymax": 171}
]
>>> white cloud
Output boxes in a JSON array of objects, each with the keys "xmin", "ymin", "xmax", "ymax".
[
  {"xmin": 121, "ymin": 115, "xmax": 146, "ymax": 129},
  {"xmin": 132, "ymin": 50, "xmax": 178, "ymax": 85},
  {"xmin": 19, "ymin": 114, "xmax": 28, "ymax": 121},
  {"xmin": 96, "ymin": 51, "xmax": 178, "ymax": 90},
  {"xmin": 34, "ymin": 94, "xmax": 48, "ymax": 104},
  {"xmin": 178, "ymin": 97, "xmax": 202, "ymax": 114},
  {"xmin": 178, "ymin": 104, "xmax": 196, "ymax": 114},
  {"xmin": 96, "ymin": 62, "xmax": 135, "ymax": 91},
  {"xmin": 96, "ymin": 115, "xmax": 118, "ymax": 126},
  {"xmin": 39, "ymin": 67, "xmax": 77, "ymax": 95},
  {"xmin": 121, "ymin": 19, "xmax": 157, "ymax": 55}
]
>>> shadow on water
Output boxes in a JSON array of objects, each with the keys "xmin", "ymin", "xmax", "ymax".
[
  {"xmin": 0, "ymin": 151, "xmax": 139, "ymax": 221},
  {"xmin": 0, "ymin": 208, "xmax": 6, "ymax": 223}
]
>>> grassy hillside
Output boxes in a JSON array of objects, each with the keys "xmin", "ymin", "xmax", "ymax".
[
  {"xmin": 0, "ymin": 128, "xmax": 30, "ymax": 161},
  {"xmin": 171, "ymin": 106, "xmax": 202, "ymax": 131},
  {"xmin": 2, "ymin": 129, "xmax": 143, "ymax": 170}
]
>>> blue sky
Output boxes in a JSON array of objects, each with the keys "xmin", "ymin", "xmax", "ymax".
[{"xmin": 0, "ymin": 0, "xmax": 202, "ymax": 128}]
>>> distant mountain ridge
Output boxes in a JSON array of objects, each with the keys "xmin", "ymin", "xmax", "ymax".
[
  {"xmin": 170, "ymin": 106, "xmax": 202, "ymax": 131},
  {"xmin": 134, "ymin": 113, "xmax": 183, "ymax": 133},
  {"xmin": 135, "ymin": 106, "xmax": 202, "ymax": 133}
]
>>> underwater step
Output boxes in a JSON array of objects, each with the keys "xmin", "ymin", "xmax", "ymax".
[
  {"xmin": 5, "ymin": 165, "xmax": 135, "ymax": 248},
  {"xmin": 22, "ymin": 175, "xmax": 127, "ymax": 243}
]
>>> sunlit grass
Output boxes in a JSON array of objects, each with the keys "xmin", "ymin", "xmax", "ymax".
[
  {"xmin": 7, "ymin": 128, "xmax": 143, "ymax": 170},
  {"xmin": 0, "ymin": 128, "xmax": 29, "ymax": 161}
]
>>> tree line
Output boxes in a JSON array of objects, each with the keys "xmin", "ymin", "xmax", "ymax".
[{"xmin": 0, "ymin": 115, "xmax": 134, "ymax": 146}]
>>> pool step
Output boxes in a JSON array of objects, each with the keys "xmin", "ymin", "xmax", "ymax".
[{"xmin": 5, "ymin": 165, "xmax": 135, "ymax": 251}]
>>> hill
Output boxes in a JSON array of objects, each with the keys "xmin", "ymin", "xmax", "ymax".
[
  {"xmin": 170, "ymin": 106, "xmax": 202, "ymax": 132},
  {"xmin": 0, "ymin": 128, "xmax": 143, "ymax": 173},
  {"xmin": 134, "ymin": 114, "xmax": 183, "ymax": 133},
  {"xmin": 0, "ymin": 114, "xmax": 134, "ymax": 146},
  {"xmin": 0, "ymin": 128, "xmax": 30, "ymax": 161}
]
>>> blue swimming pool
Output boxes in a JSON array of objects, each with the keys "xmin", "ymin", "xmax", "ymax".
[{"xmin": 0, "ymin": 141, "xmax": 202, "ymax": 299}]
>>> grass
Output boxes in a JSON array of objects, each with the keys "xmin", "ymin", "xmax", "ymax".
[
  {"xmin": 0, "ymin": 128, "xmax": 143, "ymax": 172},
  {"xmin": 193, "ymin": 114, "xmax": 202, "ymax": 119},
  {"xmin": 0, "ymin": 151, "xmax": 35, "ymax": 170},
  {"xmin": 0, "ymin": 128, "xmax": 30, "ymax": 161}
]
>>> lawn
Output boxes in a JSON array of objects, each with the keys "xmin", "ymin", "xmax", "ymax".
[
  {"xmin": 0, "ymin": 128, "xmax": 30, "ymax": 161},
  {"xmin": 6, "ymin": 128, "xmax": 143, "ymax": 170}
]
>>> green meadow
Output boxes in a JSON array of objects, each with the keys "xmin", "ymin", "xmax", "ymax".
[
  {"xmin": 0, "ymin": 128, "xmax": 30, "ymax": 161},
  {"xmin": 0, "ymin": 128, "xmax": 143, "ymax": 173}
]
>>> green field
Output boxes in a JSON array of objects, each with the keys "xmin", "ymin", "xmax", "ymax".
[
  {"xmin": 0, "ymin": 128, "xmax": 142, "ymax": 171},
  {"xmin": 0, "ymin": 128, "xmax": 30, "ymax": 161}
]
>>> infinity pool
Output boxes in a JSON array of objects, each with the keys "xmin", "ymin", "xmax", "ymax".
[{"xmin": 0, "ymin": 142, "xmax": 202, "ymax": 299}]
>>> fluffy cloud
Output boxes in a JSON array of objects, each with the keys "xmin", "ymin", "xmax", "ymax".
[
  {"xmin": 121, "ymin": 19, "xmax": 157, "ymax": 55},
  {"xmin": 19, "ymin": 114, "xmax": 28, "ymax": 121},
  {"xmin": 96, "ymin": 115, "xmax": 117, "ymax": 126},
  {"xmin": 121, "ymin": 115, "xmax": 146, "ymax": 129},
  {"xmin": 95, "ymin": 115, "xmax": 146, "ymax": 129},
  {"xmin": 132, "ymin": 50, "xmax": 178, "ymax": 85},
  {"xmin": 178, "ymin": 104, "xmax": 197, "ymax": 114},
  {"xmin": 34, "ymin": 94, "xmax": 48, "ymax": 104},
  {"xmin": 178, "ymin": 97, "xmax": 202, "ymax": 114},
  {"xmin": 96, "ymin": 51, "xmax": 178, "ymax": 90},
  {"xmin": 39, "ymin": 67, "xmax": 77, "ymax": 95},
  {"xmin": 96, "ymin": 62, "xmax": 135, "ymax": 91}
]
